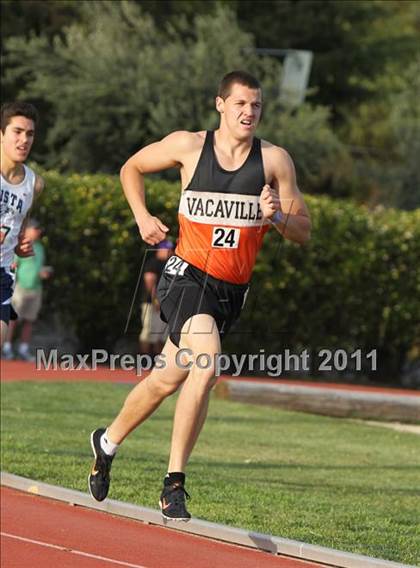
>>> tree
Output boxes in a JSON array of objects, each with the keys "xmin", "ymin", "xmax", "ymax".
[
  {"xmin": 137, "ymin": 0, "xmax": 420, "ymax": 125},
  {"xmin": 1, "ymin": 0, "xmax": 82, "ymax": 101},
  {"xmin": 258, "ymin": 103, "xmax": 352, "ymax": 197},
  {"xmin": 345, "ymin": 56, "xmax": 420, "ymax": 209},
  {"xmin": 7, "ymin": 2, "xmax": 250, "ymax": 171},
  {"xmin": 389, "ymin": 59, "xmax": 420, "ymax": 210},
  {"xmin": 4, "ymin": 1, "xmax": 349, "ymax": 195},
  {"xmin": 229, "ymin": 0, "xmax": 420, "ymax": 123}
]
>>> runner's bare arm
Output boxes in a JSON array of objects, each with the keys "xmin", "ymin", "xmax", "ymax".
[
  {"xmin": 120, "ymin": 131, "xmax": 192, "ymax": 245},
  {"xmin": 14, "ymin": 174, "xmax": 45, "ymax": 257},
  {"xmin": 261, "ymin": 147, "xmax": 311, "ymax": 245},
  {"xmin": 34, "ymin": 174, "xmax": 45, "ymax": 198}
]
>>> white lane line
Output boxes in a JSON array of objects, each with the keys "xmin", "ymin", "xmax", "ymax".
[{"xmin": 1, "ymin": 531, "xmax": 149, "ymax": 568}]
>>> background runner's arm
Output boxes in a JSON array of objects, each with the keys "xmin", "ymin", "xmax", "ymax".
[
  {"xmin": 14, "ymin": 174, "xmax": 45, "ymax": 257},
  {"xmin": 268, "ymin": 148, "xmax": 311, "ymax": 245},
  {"xmin": 34, "ymin": 174, "xmax": 45, "ymax": 198}
]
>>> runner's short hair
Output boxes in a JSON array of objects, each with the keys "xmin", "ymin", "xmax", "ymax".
[
  {"xmin": 1, "ymin": 102, "xmax": 39, "ymax": 133},
  {"xmin": 218, "ymin": 71, "xmax": 261, "ymax": 100}
]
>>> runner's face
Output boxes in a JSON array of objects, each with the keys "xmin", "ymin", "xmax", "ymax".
[
  {"xmin": 1, "ymin": 116, "xmax": 35, "ymax": 163},
  {"xmin": 217, "ymin": 83, "xmax": 262, "ymax": 138}
]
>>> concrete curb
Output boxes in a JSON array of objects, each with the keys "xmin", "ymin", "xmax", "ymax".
[
  {"xmin": 215, "ymin": 380, "xmax": 420, "ymax": 423},
  {"xmin": 1, "ymin": 472, "xmax": 413, "ymax": 568}
]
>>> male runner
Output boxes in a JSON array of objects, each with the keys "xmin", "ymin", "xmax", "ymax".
[
  {"xmin": 1, "ymin": 102, "xmax": 44, "ymax": 346},
  {"xmin": 89, "ymin": 71, "xmax": 311, "ymax": 520}
]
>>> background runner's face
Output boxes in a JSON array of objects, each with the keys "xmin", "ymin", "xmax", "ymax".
[
  {"xmin": 217, "ymin": 83, "xmax": 262, "ymax": 139},
  {"xmin": 1, "ymin": 116, "xmax": 35, "ymax": 164}
]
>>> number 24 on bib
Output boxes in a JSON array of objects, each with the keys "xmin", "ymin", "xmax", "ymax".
[{"xmin": 212, "ymin": 227, "xmax": 239, "ymax": 249}]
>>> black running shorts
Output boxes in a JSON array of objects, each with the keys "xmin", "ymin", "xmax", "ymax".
[
  {"xmin": 0, "ymin": 268, "xmax": 18, "ymax": 324},
  {"xmin": 156, "ymin": 256, "xmax": 249, "ymax": 347}
]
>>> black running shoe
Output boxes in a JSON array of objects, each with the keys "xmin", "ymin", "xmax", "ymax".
[
  {"xmin": 88, "ymin": 428, "xmax": 114, "ymax": 501},
  {"xmin": 159, "ymin": 481, "xmax": 191, "ymax": 521}
]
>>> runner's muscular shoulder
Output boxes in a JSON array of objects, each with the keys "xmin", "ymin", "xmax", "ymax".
[
  {"xmin": 261, "ymin": 140, "xmax": 309, "ymax": 216},
  {"xmin": 261, "ymin": 140, "xmax": 295, "ymax": 187},
  {"xmin": 127, "ymin": 130, "xmax": 205, "ymax": 175}
]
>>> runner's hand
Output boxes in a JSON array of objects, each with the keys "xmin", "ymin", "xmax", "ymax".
[
  {"xmin": 259, "ymin": 184, "xmax": 280, "ymax": 219},
  {"xmin": 138, "ymin": 214, "xmax": 169, "ymax": 246},
  {"xmin": 15, "ymin": 237, "xmax": 34, "ymax": 257}
]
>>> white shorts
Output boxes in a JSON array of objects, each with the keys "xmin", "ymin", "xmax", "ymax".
[
  {"xmin": 12, "ymin": 283, "xmax": 42, "ymax": 322},
  {"xmin": 139, "ymin": 302, "xmax": 168, "ymax": 344}
]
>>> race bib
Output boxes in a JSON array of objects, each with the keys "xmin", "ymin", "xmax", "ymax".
[
  {"xmin": 211, "ymin": 227, "xmax": 240, "ymax": 249},
  {"xmin": 164, "ymin": 255, "xmax": 189, "ymax": 276}
]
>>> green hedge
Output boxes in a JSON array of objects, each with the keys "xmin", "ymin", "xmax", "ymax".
[
  {"xmin": 235, "ymin": 198, "xmax": 420, "ymax": 380},
  {"xmin": 34, "ymin": 169, "xmax": 419, "ymax": 380}
]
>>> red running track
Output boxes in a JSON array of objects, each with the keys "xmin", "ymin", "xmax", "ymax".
[
  {"xmin": 1, "ymin": 487, "xmax": 327, "ymax": 568},
  {"xmin": 2, "ymin": 360, "xmax": 418, "ymax": 396}
]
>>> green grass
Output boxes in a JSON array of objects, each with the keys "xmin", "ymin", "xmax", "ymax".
[{"xmin": 1, "ymin": 381, "xmax": 419, "ymax": 565}]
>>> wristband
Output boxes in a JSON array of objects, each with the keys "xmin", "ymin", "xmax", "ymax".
[{"xmin": 270, "ymin": 211, "xmax": 283, "ymax": 224}]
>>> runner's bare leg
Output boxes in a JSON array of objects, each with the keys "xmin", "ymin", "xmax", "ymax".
[
  {"xmin": 107, "ymin": 337, "xmax": 188, "ymax": 443},
  {"xmin": 168, "ymin": 314, "xmax": 221, "ymax": 472},
  {"xmin": 0, "ymin": 321, "xmax": 8, "ymax": 347}
]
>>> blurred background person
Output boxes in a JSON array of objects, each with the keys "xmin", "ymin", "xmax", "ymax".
[
  {"xmin": 139, "ymin": 240, "xmax": 174, "ymax": 357},
  {"xmin": 1, "ymin": 101, "xmax": 43, "ymax": 347},
  {"xmin": 2, "ymin": 219, "xmax": 52, "ymax": 361}
]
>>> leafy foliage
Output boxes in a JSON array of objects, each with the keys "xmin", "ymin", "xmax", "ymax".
[
  {"xmin": 3, "ymin": 2, "xmax": 354, "ymax": 196},
  {"xmin": 4, "ymin": 1, "xmax": 418, "ymax": 207},
  {"xmin": 238, "ymin": 196, "xmax": 420, "ymax": 380},
  {"xmin": 345, "ymin": 56, "xmax": 420, "ymax": 209},
  {"xmin": 388, "ymin": 59, "xmax": 420, "ymax": 210},
  {"xmin": 4, "ymin": 3, "xmax": 269, "ymax": 172},
  {"xmin": 258, "ymin": 103, "xmax": 353, "ymax": 196},
  {"xmin": 34, "ymin": 170, "xmax": 419, "ymax": 380},
  {"xmin": 139, "ymin": 0, "xmax": 420, "ymax": 122},
  {"xmin": 33, "ymin": 167, "xmax": 178, "ymax": 349}
]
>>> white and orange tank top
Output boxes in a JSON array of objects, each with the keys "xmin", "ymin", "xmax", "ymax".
[{"xmin": 176, "ymin": 131, "xmax": 269, "ymax": 284}]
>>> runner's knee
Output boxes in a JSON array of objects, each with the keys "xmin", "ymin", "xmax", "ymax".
[
  {"xmin": 145, "ymin": 373, "xmax": 182, "ymax": 398},
  {"xmin": 189, "ymin": 362, "xmax": 218, "ymax": 390}
]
